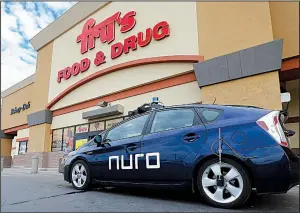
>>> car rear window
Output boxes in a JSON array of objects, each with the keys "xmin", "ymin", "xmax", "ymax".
[
  {"xmin": 150, "ymin": 109, "xmax": 196, "ymax": 133},
  {"xmin": 196, "ymin": 108, "xmax": 222, "ymax": 123}
]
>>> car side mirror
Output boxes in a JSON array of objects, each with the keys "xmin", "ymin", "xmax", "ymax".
[{"xmin": 94, "ymin": 135, "xmax": 103, "ymax": 143}]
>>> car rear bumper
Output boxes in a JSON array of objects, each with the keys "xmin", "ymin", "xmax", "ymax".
[
  {"xmin": 244, "ymin": 145, "xmax": 299, "ymax": 194},
  {"xmin": 283, "ymin": 147, "xmax": 300, "ymax": 191}
]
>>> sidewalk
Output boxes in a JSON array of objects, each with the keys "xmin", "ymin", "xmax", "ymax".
[{"xmin": 1, "ymin": 167, "xmax": 62, "ymax": 176}]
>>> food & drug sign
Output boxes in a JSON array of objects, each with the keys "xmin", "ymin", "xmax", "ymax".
[{"xmin": 57, "ymin": 11, "xmax": 170, "ymax": 83}]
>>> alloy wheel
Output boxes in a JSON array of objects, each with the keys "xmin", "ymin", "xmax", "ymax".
[
  {"xmin": 71, "ymin": 163, "xmax": 87, "ymax": 188},
  {"xmin": 201, "ymin": 162, "xmax": 243, "ymax": 204}
]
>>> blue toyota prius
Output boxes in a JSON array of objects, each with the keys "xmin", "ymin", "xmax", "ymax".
[{"xmin": 62, "ymin": 102, "xmax": 299, "ymax": 208}]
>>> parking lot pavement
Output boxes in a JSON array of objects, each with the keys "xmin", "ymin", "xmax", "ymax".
[{"xmin": 1, "ymin": 168, "xmax": 299, "ymax": 212}]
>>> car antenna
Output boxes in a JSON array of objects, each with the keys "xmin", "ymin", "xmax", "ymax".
[{"xmin": 212, "ymin": 97, "xmax": 216, "ymax": 104}]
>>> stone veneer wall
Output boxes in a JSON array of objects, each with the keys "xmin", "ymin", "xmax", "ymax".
[
  {"xmin": 12, "ymin": 151, "xmax": 64, "ymax": 168},
  {"xmin": 2, "ymin": 156, "xmax": 12, "ymax": 168}
]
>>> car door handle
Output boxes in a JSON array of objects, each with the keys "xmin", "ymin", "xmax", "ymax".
[
  {"xmin": 183, "ymin": 134, "xmax": 200, "ymax": 142},
  {"xmin": 126, "ymin": 145, "xmax": 139, "ymax": 152}
]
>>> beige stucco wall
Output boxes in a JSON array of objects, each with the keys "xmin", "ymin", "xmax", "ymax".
[
  {"xmin": 285, "ymin": 80, "xmax": 299, "ymax": 150},
  {"xmin": 31, "ymin": 42, "xmax": 54, "ymax": 112},
  {"xmin": 16, "ymin": 128, "xmax": 30, "ymax": 139},
  {"xmin": 51, "ymin": 63, "xmax": 194, "ymax": 110},
  {"xmin": 28, "ymin": 124, "xmax": 51, "ymax": 153},
  {"xmin": 286, "ymin": 80, "xmax": 299, "ymax": 118},
  {"xmin": 1, "ymin": 84, "xmax": 34, "ymax": 130},
  {"xmin": 11, "ymin": 137, "xmax": 18, "ymax": 156},
  {"xmin": 196, "ymin": 2, "xmax": 274, "ymax": 60},
  {"xmin": 269, "ymin": 2, "xmax": 299, "ymax": 59},
  {"xmin": 51, "ymin": 81, "xmax": 201, "ymax": 129},
  {"xmin": 49, "ymin": 2, "xmax": 199, "ymax": 103},
  {"xmin": 201, "ymin": 71, "xmax": 282, "ymax": 110},
  {"xmin": 1, "ymin": 138, "xmax": 12, "ymax": 156},
  {"xmin": 285, "ymin": 123, "xmax": 299, "ymax": 149}
]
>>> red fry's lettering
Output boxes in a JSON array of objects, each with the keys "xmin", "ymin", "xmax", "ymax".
[
  {"xmin": 60, "ymin": 17, "xmax": 171, "ymax": 83},
  {"xmin": 94, "ymin": 51, "xmax": 106, "ymax": 66},
  {"xmin": 63, "ymin": 67, "xmax": 72, "ymax": 80},
  {"xmin": 57, "ymin": 70, "xmax": 64, "ymax": 83},
  {"xmin": 153, "ymin": 21, "xmax": 170, "ymax": 41},
  {"xmin": 123, "ymin": 35, "xmax": 137, "ymax": 54},
  {"xmin": 111, "ymin": 42, "xmax": 124, "ymax": 59},
  {"xmin": 56, "ymin": 58, "xmax": 90, "ymax": 83},
  {"xmin": 119, "ymin": 11, "xmax": 136, "ymax": 33},
  {"xmin": 77, "ymin": 11, "xmax": 138, "ymax": 54},
  {"xmin": 76, "ymin": 18, "xmax": 97, "ymax": 54},
  {"xmin": 80, "ymin": 58, "xmax": 91, "ymax": 73},
  {"xmin": 93, "ymin": 12, "xmax": 121, "ymax": 45},
  {"xmin": 71, "ymin": 63, "xmax": 81, "ymax": 76},
  {"xmin": 137, "ymin": 28, "xmax": 152, "ymax": 47}
]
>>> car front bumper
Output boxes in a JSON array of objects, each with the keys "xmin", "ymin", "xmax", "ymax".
[{"xmin": 64, "ymin": 165, "xmax": 71, "ymax": 183}]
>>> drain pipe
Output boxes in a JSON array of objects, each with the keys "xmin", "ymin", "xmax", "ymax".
[{"xmin": 1, "ymin": 157, "xmax": 4, "ymax": 171}]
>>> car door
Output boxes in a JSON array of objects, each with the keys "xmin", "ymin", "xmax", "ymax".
[
  {"xmin": 139, "ymin": 107, "xmax": 207, "ymax": 182},
  {"xmin": 90, "ymin": 113, "xmax": 151, "ymax": 181}
]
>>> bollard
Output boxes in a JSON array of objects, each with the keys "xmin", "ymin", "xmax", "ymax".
[
  {"xmin": 58, "ymin": 157, "xmax": 64, "ymax": 173},
  {"xmin": 31, "ymin": 156, "xmax": 39, "ymax": 174},
  {"xmin": 1, "ymin": 157, "xmax": 4, "ymax": 171}
]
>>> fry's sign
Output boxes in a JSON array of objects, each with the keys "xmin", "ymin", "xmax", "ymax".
[{"xmin": 57, "ymin": 11, "xmax": 170, "ymax": 83}]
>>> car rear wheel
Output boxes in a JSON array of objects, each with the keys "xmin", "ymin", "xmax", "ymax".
[
  {"xmin": 197, "ymin": 158, "xmax": 251, "ymax": 208},
  {"xmin": 71, "ymin": 160, "xmax": 91, "ymax": 190}
]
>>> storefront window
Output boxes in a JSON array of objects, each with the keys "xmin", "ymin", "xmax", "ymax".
[
  {"xmin": 106, "ymin": 118, "xmax": 123, "ymax": 129},
  {"xmin": 52, "ymin": 129, "xmax": 63, "ymax": 152},
  {"xmin": 63, "ymin": 127, "xmax": 75, "ymax": 153},
  {"xmin": 18, "ymin": 141, "xmax": 28, "ymax": 155},
  {"xmin": 89, "ymin": 121, "xmax": 105, "ymax": 132},
  {"xmin": 76, "ymin": 124, "xmax": 89, "ymax": 134}
]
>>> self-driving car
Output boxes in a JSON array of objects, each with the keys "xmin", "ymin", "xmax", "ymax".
[{"xmin": 63, "ymin": 102, "xmax": 299, "ymax": 208}]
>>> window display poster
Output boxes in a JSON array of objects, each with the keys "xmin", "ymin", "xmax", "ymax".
[
  {"xmin": 89, "ymin": 121, "xmax": 104, "ymax": 132},
  {"xmin": 76, "ymin": 124, "xmax": 89, "ymax": 133},
  {"xmin": 75, "ymin": 139, "xmax": 88, "ymax": 150},
  {"xmin": 63, "ymin": 127, "xmax": 75, "ymax": 153},
  {"xmin": 106, "ymin": 118, "xmax": 123, "ymax": 129},
  {"xmin": 18, "ymin": 141, "xmax": 27, "ymax": 155},
  {"xmin": 52, "ymin": 129, "xmax": 63, "ymax": 152}
]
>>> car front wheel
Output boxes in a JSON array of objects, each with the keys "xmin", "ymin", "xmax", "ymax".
[
  {"xmin": 197, "ymin": 158, "xmax": 252, "ymax": 208},
  {"xmin": 71, "ymin": 160, "xmax": 91, "ymax": 190}
]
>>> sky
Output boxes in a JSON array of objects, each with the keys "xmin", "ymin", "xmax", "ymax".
[{"xmin": 1, "ymin": 1, "xmax": 77, "ymax": 92}]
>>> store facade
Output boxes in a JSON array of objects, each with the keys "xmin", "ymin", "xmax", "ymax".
[{"xmin": 1, "ymin": 2, "xmax": 299, "ymax": 168}]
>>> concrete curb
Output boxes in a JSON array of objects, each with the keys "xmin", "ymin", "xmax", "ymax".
[{"xmin": 10, "ymin": 167, "xmax": 59, "ymax": 172}]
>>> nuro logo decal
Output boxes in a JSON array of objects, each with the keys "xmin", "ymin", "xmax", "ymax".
[{"xmin": 109, "ymin": 152, "xmax": 160, "ymax": 170}]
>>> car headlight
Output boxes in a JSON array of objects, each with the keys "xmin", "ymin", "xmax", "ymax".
[{"xmin": 68, "ymin": 151, "xmax": 75, "ymax": 157}]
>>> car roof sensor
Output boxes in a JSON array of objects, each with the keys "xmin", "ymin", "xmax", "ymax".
[{"xmin": 128, "ymin": 97, "xmax": 164, "ymax": 116}]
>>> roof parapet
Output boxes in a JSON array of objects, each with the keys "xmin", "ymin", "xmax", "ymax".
[{"xmin": 1, "ymin": 74, "xmax": 35, "ymax": 98}]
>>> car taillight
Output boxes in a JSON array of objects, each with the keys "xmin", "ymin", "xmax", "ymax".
[{"xmin": 256, "ymin": 111, "xmax": 289, "ymax": 147}]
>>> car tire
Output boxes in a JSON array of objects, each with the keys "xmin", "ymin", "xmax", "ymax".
[
  {"xmin": 70, "ymin": 160, "xmax": 91, "ymax": 190},
  {"xmin": 197, "ymin": 158, "xmax": 252, "ymax": 209}
]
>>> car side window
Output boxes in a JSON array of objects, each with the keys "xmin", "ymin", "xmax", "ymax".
[
  {"xmin": 106, "ymin": 114, "xmax": 149, "ymax": 141},
  {"xmin": 150, "ymin": 109, "xmax": 197, "ymax": 133},
  {"xmin": 196, "ymin": 108, "xmax": 222, "ymax": 123}
]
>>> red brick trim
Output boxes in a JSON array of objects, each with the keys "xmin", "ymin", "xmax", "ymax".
[
  {"xmin": 281, "ymin": 56, "xmax": 299, "ymax": 71},
  {"xmin": 16, "ymin": 137, "xmax": 29, "ymax": 142},
  {"xmin": 286, "ymin": 116, "xmax": 300, "ymax": 124},
  {"xmin": 3, "ymin": 124, "xmax": 28, "ymax": 134},
  {"xmin": 46, "ymin": 55, "xmax": 204, "ymax": 109},
  {"xmin": 52, "ymin": 72, "xmax": 197, "ymax": 117}
]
